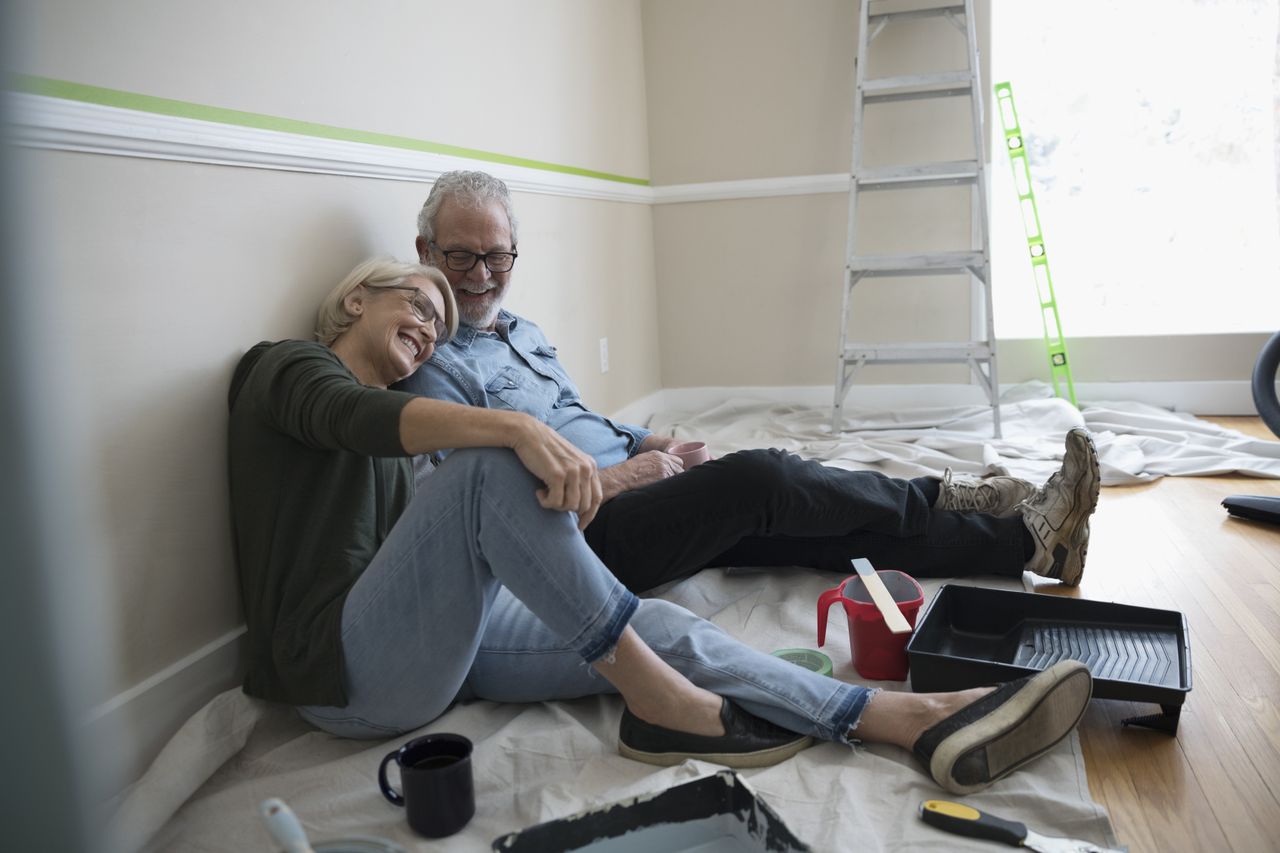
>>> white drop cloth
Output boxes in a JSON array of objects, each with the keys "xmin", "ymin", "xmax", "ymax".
[
  {"xmin": 114, "ymin": 574, "xmax": 1119, "ymax": 853},
  {"xmin": 108, "ymin": 385, "xmax": 1271, "ymax": 852},
  {"xmin": 647, "ymin": 383, "xmax": 1280, "ymax": 486}
]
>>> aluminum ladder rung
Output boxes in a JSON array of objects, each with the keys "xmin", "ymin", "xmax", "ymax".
[
  {"xmin": 861, "ymin": 71, "xmax": 973, "ymax": 104},
  {"xmin": 842, "ymin": 342, "xmax": 993, "ymax": 364},
  {"xmin": 848, "ymin": 251, "xmax": 985, "ymax": 275},
  {"xmin": 857, "ymin": 160, "xmax": 979, "ymax": 190},
  {"xmin": 868, "ymin": 2, "xmax": 965, "ymax": 25}
]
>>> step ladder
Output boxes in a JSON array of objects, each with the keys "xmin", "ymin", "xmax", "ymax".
[{"xmin": 833, "ymin": 0, "xmax": 1001, "ymax": 437}]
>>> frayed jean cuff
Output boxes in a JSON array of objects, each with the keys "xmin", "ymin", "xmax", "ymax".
[
  {"xmin": 835, "ymin": 685, "xmax": 881, "ymax": 745},
  {"xmin": 577, "ymin": 585, "xmax": 639, "ymax": 664}
]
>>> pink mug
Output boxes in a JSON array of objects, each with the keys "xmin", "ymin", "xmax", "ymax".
[{"xmin": 670, "ymin": 440, "xmax": 711, "ymax": 469}]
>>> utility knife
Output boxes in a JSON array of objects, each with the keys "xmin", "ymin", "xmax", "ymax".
[{"xmin": 919, "ymin": 800, "xmax": 1125, "ymax": 853}]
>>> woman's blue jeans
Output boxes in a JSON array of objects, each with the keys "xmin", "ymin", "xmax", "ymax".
[{"xmin": 299, "ymin": 448, "xmax": 871, "ymax": 742}]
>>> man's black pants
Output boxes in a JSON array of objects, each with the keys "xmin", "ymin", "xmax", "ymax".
[{"xmin": 583, "ymin": 448, "xmax": 1029, "ymax": 593}]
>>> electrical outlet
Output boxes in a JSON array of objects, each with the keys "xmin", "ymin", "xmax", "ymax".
[{"xmin": 599, "ymin": 337, "xmax": 609, "ymax": 373}]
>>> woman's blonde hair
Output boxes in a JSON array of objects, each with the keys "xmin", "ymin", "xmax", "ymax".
[{"xmin": 315, "ymin": 258, "xmax": 458, "ymax": 346}]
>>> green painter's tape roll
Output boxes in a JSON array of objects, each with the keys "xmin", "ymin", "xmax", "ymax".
[{"xmin": 772, "ymin": 648, "xmax": 834, "ymax": 678}]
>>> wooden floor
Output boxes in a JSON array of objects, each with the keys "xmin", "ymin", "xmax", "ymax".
[{"xmin": 1040, "ymin": 417, "xmax": 1280, "ymax": 853}]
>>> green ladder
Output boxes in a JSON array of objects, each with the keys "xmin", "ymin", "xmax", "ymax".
[{"xmin": 993, "ymin": 81, "xmax": 1077, "ymax": 406}]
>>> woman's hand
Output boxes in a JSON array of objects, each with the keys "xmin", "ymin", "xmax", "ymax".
[
  {"xmin": 509, "ymin": 418, "xmax": 603, "ymax": 529},
  {"xmin": 399, "ymin": 398, "xmax": 602, "ymax": 528}
]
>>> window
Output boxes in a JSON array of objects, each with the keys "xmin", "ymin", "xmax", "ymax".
[{"xmin": 990, "ymin": 0, "xmax": 1280, "ymax": 338}]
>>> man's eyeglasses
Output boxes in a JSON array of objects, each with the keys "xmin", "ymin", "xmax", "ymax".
[
  {"xmin": 365, "ymin": 284, "xmax": 448, "ymax": 341},
  {"xmin": 430, "ymin": 242, "xmax": 518, "ymax": 273}
]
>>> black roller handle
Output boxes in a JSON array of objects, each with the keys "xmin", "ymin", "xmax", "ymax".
[{"xmin": 919, "ymin": 799, "xmax": 1029, "ymax": 846}]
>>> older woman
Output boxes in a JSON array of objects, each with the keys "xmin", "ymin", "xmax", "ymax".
[{"xmin": 227, "ymin": 257, "xmax": 1093, "ymax": 794}]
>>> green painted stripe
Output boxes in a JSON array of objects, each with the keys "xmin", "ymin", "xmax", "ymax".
[{"xmin": 10, "ymin": 73, "xmax": 650, "ymax": 186}]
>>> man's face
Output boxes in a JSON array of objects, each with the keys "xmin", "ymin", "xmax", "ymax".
[{"xmin": 418, "ymin": 196, "xmax": 514, "ymax": 331}]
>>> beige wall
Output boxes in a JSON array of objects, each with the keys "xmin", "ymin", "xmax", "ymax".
[
  {"xmin": 643, "ymin": 0, "xmax": 984, "ymax": 387},
  {"xmin": 29, "ymin": 0, "xmax": 652, "ymax": 180},
  {"xmin": 20, "ymin": 0, "xmax": 660, "ymax": 716},
  {"xmin": 642, "ymin": 0, "xmax": 1263, "ymax": 390},
  {"xmin": 642, "ymin": 0, "xmax": 855, "ymax": 183}
]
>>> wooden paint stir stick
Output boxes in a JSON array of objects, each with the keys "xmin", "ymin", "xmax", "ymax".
[{"xmin": 851, "ymin": 558, "xmax": 913, "ymax": 634}]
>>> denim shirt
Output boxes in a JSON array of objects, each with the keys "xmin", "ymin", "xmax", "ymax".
[{"xmin": 394, "ymin": 310, "xmax": 651, "ymax": 474}]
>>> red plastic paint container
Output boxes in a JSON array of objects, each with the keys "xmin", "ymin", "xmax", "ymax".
[{"xmin": 817, "ymin": 570, "xmax": 924, "ymax": 681}]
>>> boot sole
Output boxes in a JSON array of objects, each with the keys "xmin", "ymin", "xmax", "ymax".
[
  {"xmin": 929, "ymin": 660, "xmax": 1092, "ymax": 795},
  {"xmin": 619, "ymin": 735, "xmax": 813, "ymax": 769},
  {"xmin": 1057, "ymin": 430, "xmax": 1101, "ymax": 585}
]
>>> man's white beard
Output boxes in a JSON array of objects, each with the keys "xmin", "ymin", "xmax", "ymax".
[{"xmin": 458, "ymin": 293, "xmax": 502, "ymax": 330}]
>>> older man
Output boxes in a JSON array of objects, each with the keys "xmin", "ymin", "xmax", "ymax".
[{"xmin": 393, "ymin": 170, "xmax": 1100, "ymax": 593}]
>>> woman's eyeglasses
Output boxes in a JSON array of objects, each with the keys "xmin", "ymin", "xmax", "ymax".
[{"xmin": 364, "ymin": 284, "xmax": 448, "ymax": 342}]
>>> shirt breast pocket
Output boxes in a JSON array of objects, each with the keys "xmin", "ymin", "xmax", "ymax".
[
  {"xmin": 483, "ymin": 366, "xmax": 528, "ymax": 411},
  {"xmin": 530, "ymin": 345, "xmax": 578, "ymax": 405}
]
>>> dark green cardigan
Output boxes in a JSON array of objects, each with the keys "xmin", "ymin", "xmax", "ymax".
[{"xmin": 228, "ymin": 340, "xmax": 417, "ymax": 706}]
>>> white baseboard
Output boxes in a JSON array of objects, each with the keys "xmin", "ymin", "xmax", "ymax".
[
  {"xmin": 10, "ymin": 92, "xmax": 653, "ymax": 204},
  {"xmin": 10, "ymin": 89, "xmax": 846, "ymax": 207},
  {"xmin": 609, "ymin": 388, "xmax": 672, "ymax": 427},
  {"xmin": 1072, "ymin": 380, "xmax": 1257, "ymax": 414},
  {"xmin": 612, "ymin": 380, "xmax": 1258, "ymax": 426},
  {"xmin": 85, "ymin": 626, "xmax": 246, "ymax": 801}
]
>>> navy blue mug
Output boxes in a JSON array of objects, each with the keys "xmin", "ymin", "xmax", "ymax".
[{"xmin": 378, "ymin": 733, "xmax": 474, "ymax": 838}]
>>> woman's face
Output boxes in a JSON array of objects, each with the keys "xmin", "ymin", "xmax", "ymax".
[{"xmin": 351, "ymin": 275, "xmax": 448, "ymax": 386}]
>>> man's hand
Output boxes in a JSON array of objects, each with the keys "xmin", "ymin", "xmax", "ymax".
[
  {"xmin": 638, "ymin": 434, "xmax": 681, "ymax": 454},
  {"xmin": 508, "ymin": 417, "xmax": 603, "ymax": 529},
  {"xmin": 598, "ymin": 451, "xmax": 683, "ymax": 503}
]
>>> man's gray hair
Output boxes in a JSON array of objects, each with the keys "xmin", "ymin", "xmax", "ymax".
[
  {"xmin": 315, "ymin": 257, "xmax": 457, "ymax": 346},
  {"xmin": 416, "ymin": 170, "xmax": 519, "ymax": 248}
]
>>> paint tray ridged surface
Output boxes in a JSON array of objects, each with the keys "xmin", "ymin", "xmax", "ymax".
[{"xmin": 907, "ymin": 585, "xmax": 1191, "ymax": 721}]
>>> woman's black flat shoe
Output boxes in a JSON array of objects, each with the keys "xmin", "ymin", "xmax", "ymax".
[{"xmin": 619, "ymin": 698, "xmax": 812, "ymax": 769}]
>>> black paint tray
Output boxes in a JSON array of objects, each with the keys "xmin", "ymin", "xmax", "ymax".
[
  {"xmin": 906, "ymin": 584, "xmax": 1192, "ymax": 735},
  {"xmin": 491, "ymin": 770, "xmax": 810, "ymax": 852}
]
